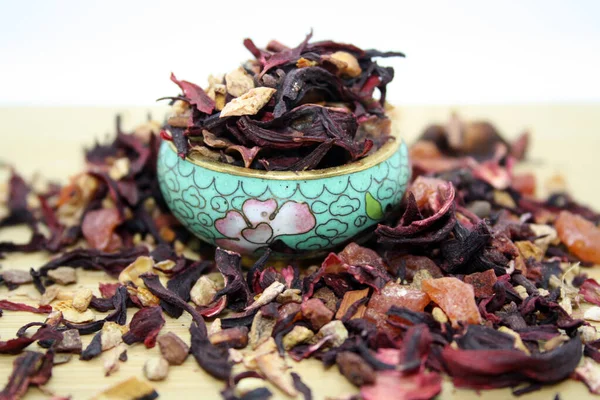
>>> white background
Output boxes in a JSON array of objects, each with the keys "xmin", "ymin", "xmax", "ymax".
[{"xmin": 1, "ymin": 0, "xmax": 599, "ymax": 106}]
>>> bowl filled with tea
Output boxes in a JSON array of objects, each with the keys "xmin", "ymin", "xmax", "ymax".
[{"xmin": 157, "ymin": 33, "xmax": 408, "ymax": 258}]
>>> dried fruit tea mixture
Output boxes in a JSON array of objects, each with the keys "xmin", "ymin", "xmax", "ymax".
[
  {"xmin": 2, "ymin": 43, "xmax": 600, "ymax": 400},
  {"xmin": 160, "ymin": 32, "xmax": 404, "ymax": 171}
]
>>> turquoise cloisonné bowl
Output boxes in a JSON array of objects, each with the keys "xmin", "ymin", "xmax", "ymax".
[{"xmin": 157, "ymin": 130, "xmax": 410, "ymax": 259}]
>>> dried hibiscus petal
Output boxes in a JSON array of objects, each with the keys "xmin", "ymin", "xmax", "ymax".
[
  {"xmin": 0, "ymin": 300, "xmax": 52, "ymax": 314},
  {"xmin": 190, "ymin": 321, "xmax": 232, "ymax": 380},
  {"xmin": 122, "ymin": 306, "xmax": 165, "ymax": 348},
  {"xmin": 442, "ymin": 335, "xmax": 582, "ymax": 388},
  {"xmin": 170, "ymin": 72, "xmax": 215, "ymax": 115},
  {"xmin": 376, "ymin": 180, "xmax": 456, "ymax": 246},
  {"xmin": 0, "ymin": 351, "xmax": 51, "ymax": 399},
  {"xmin": 215, "ymin": 248, "xmax": 251, "ymax": 311},
  {"xmin": 580, "ymin": 279, "xmax": 600, "ymax": 306}
]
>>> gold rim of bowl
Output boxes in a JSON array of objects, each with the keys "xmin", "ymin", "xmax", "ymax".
[{"xmin": 165, "ymin": 125, "xmax": 403, "ymax": 181}]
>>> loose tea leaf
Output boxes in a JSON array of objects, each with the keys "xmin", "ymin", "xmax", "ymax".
[{"xmin": 162, "ymin": 34, "xmax": 403, "ymax": 171}]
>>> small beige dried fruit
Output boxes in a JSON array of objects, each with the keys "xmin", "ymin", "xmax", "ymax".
[
  {"xmin": 282, "ymin": 325, "xmax": 314, "ymax": 351},
  {"xmin": 72, "ymin": 288, "xmax": 93, "ymax": 312},
  {"xmin": 529, "ymin": 223, "xmax": 559, "ymax": 252},
  {"xmin": 255, "ymin": 345, "xmax": 297, "ymax": 396},
  {"xmin": 411, "ymin": 269, "xmax": 433, "ymax": 290},
  {"xmin": 202, "ymin": 130, "xmax": 234, "ymax": 149},
  {"xmin": 40, "ymin": 285, "xmax": 61, "ymax": 306},
  {"xmin": 53, "ymin": 300, "xmax": 95, "ymax": 323},
  {"xmin": 234, "ymin": 377, "xmax": 266, "ymax": 397},
  {"xmin": 190, "ymin": 275, "xmax": 218, "ymax": 307},
  {"xmin": 1, "ymin": 269, "xmax": 32, "ymax": 285},
  {"xmin": 432, "ymin": 307, "xmax": 448, "ymax": 324},
  {"xmin": 329, "ymin": 51, "xmax": 362, "ymax": 77},
  {"xmin": 498, "ymin": 326, "xmax": 530, "ymax": 355},
  {"xmin": 579, "ymin": 326, "xmax": 600, "ymax": 343},
  {"xmin": 101, "ymin": 321, "xmax": 129, "ymax": 351},
  {"xmin": 127, "ymin": 286, "xmax": 160, "ymax": 307},
  {"xmin": 313, "ymin": 320, "xmax": 348, "ymax": 348},
  {"xmin": 585, "ymin": 306, "xmax": 600, "ymax": 322},
  {"xmin": 225, "ymin": 66, "xmax": 255, "ymax": 97},
  {"xmin": 209, "ymin": 318, "xmax": 222, "ymax": 336},
  {"xmin": 103, "ymin": 343, "xmax": 126, "ymax": 377},
  {"xmin": 219, "ymin": 87, "xmax": 276, "ymax": 118},
  {"xmin": 515, "ymin": 241, "xmax": 544, "ymax": 262},
  {"xmin": 108, "ymin": 157, "xmax": 130, "ymax": 181},
  {"xmin": 249, "ymin": 310, "xmax": 276, "ymax": 350},
  {"xmin": 543, "ymin": 334, "xmax": 568, "ymax": 351},
  {"xmin": 246, "ymin": 281, "xmax": 285, "ymax": 311},
  {"xmin": 243, "ymin": 337, "xmax": 277, "ymax": 370},
  {"xmin": 118, "ymin": 256, "xmax": 154, "ymax": 287},
  {"xmin": 47, "ymin": 267, "xmax": 77, "ymax": 285},
  {"xmin": 276, "ymin": 288, "xmax": 302, "ymax": 304},
  {"xmin": 157, "ymin": 332, "xmax": 189, "ymax": 365},
  {"xmin": 143, "ymin": 357, "xmax": 169, "ymax": 381},
  {"xmin": 296, "ymin": 57, "xmax": 318, "ymax": 68}
]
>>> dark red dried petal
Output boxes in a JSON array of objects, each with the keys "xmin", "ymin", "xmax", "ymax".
[
  {"xmin": 190, "ymin": 321, "xmax": 232, "ymax": 380},
  {"xmin": 376, "ymin": 180, "xmax": 456, "ymax": 246},
  {"xmin": 442, "ymin": 335, "xmax": 582, "ymax": 388},
  {"xmin": 215, "ymin": 248, "xmax": 251, "ymax": 311},
  {"xmin": 170, "ymin": 72, "xmax": 215, "ymax": 114},
  {"xmin": 0, "ymin": 300, "xmax": 52, "ymax": 314},
  {"xmin": 0, "ymin": 351, "xmax": 46, "ymax": 399},
  {"xmin": 580, "ymin": 279, "xmax": 600, "ymax": 306},
  {"xmin": 122, "ymin": 306, "xmax": 165, "ymax": 348}
]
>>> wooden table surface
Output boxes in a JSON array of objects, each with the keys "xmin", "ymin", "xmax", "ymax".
[{"xmin": 1, "ymin": 105, "xmax": 599, "ymax": 399}]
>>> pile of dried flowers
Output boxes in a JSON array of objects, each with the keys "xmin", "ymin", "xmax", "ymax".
[
  {"xmin": 160, "ymin": 32, "xmax": 404, "ymax": 171},
  {"xmin": 2, "ymin": 41, "xmax": 600, "ymax": 400}
]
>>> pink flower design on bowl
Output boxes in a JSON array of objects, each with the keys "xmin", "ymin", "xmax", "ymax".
[{"xmin": 215, "ymin": 199, "xmax": 316, "ymax": 254}]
